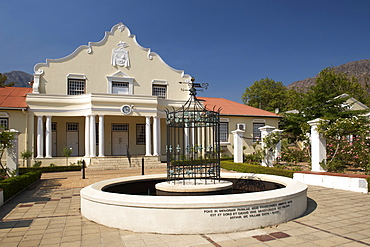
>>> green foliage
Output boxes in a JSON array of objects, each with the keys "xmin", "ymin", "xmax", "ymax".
[
  {"xmin": 0, "ymin": 171, "xmax": 42, "ymax": 201},
  {"xmin": 281, "ymin": 141, "xmax": 310, "ymax": 163},
  {"xmin": 241, "ymin": 78, "xmax": 287, "ymax": 112},
  {"xmin": 20, "ymin": 150, "xmax": 33, "ymax": 167},
  {"xmin": 18, "ymin": 165, "xmax": 82, "ymax": 175},
  {"xmin": 61, "ymin": 147, "xmax": 73, "ymax": 166},
  {"xmin": 318, "ymin": 117, "xmax": 370, "ymax": 172},
  {"xmin": 33, "ymin": 160, "xmax": 42, "ymax": 168},
  {"xmin": 220, "ymin": 161, "xmax": 294, "ymax": 178},
  {"xmin": 0, "ymin": 73, "xmax": 14, "ymax": 87},
  {"xmin": 367, "ymin": 177, "xmax": 370, "ymax": 192}
]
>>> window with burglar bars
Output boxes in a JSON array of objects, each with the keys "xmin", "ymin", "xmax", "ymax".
[
  {"xmin": 220, "ymin": 122, "xmax": 228, "ymax": 142},
  {"xmin": 68, "ymin": 79, "xmax": 85, "ymax": 95},
  {"xmin": 0, "ymin": 118, "xmax": 8, "ymax": 128},
  {"xmin": 112, "ymin": 124, "xmax": 128, "ymax": 132},
  {"xmin": 112, "ymin": 82, "xmax": 129, "ymax": 94},
  {"xmin": 136, "ymin": 124, "xmax": 145, "ymax": 145},
  {"xmin": 152, "ymin": 85, "xmax": 167, "ymax": 98},
  {"xmin": 253, "ymin": 123, "xmax": 265, "ymax": 142},
  {"xmin": 67, "ymin": 123, "xmax": 79, "ymax": 132}
]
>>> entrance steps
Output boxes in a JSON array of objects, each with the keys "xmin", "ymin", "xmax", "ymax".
[{"xmin": 86, "ymin": 156, "xmax": 166, "ymax": 171}]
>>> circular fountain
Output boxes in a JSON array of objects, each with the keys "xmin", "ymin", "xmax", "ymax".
[{"xmin": 80, "ymin": 173, "xmax": 307, "ymax": 234}]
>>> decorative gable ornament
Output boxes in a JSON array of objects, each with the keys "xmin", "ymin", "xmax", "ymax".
[{"xmin": 112, "ymin": 42, "xmax": 130, "ymax": 67}]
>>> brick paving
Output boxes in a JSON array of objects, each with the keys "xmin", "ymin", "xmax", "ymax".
[{"xmin": 0, "ymin": 167, "xmax": 370, "ymax": 246}]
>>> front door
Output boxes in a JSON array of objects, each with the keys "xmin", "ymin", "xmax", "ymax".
[
  {"xmin": 112, "ymin": 124, "xmax": 128, "ymax": 156},
  {"xmin": 66, "ymin": 123, "xmax": 79, "ymax": 156}
]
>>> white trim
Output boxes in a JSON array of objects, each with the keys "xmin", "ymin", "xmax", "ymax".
[
  {"xmin": 220, "ymin": 118, "xmax": 230, "ymax": 122},
  {"xmin": 253, "ymin": 119, "xmax": 266, "ymax": 123},
  {"xmin": 107, "ymin": 71, "xmax": 134, "ymax": 95},
  {"xmin": 151, "ymin": 80, "xmax": 168, "ymax": 85},
  {"xmin": 67, "ymin": 74, "xmax": 87, "ymax": 80},
  {"xmin": 0, "ymin": 112, "xmax": 9, "ymax": 118}
]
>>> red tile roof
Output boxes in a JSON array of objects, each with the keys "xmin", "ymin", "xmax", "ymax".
[
  {"xmin": 198, "ymin": 97, "xmax": 281, "ymax": 117},
  {"xmin": 0, "ymin": 87, "xmax": 32, "ymax": 108}
]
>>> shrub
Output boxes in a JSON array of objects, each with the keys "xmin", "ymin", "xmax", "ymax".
[
  {"xmin": 19, "ymin": 165, "xmax": 82, "ymax": 175},
  {"xmin": 0, "ymin": 171, "xmax": 42, "ymax": 201},
  {"xmin": 221, "ymin": 161, "xmax": 294, "ymax": 178}
]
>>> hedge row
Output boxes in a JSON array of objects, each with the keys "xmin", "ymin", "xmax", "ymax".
[
  {"xmin": 0, "ymin": 171, "xmax": 42, "ymax": 201},
  {"xmin": 19, "ymin": 165, "xmax": 82, "ymax": 175},
  {"xmin": 220, "ymin": 161, "xmax": 294, "ymax": 178}
]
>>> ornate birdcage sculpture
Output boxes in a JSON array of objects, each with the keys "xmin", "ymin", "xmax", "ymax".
[{"xmin": 165, "ymin": 78, "xmax": 221, "ymax": 185}]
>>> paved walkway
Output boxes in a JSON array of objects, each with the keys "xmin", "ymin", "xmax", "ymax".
[{"xmin": 0, "ymin": 168, "xmax": 369, "ymax": 247}]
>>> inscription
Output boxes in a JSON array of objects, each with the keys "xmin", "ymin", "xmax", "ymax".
[{"xmin": 203, "ymin": 200, "xmax": 292, "ymax": 219}]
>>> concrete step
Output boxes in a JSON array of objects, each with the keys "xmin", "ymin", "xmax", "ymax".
[{"xmin": 87, "ymin": 156, "xmax": 166, "ymax": 171}]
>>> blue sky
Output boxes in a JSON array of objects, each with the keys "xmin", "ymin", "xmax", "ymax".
[{"xmin": 1, "ymin": 0, "xmax": 370, "ymax": 102}]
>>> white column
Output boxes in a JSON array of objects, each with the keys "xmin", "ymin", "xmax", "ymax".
[
  {"xmin": 36, "ymin": 116, "xmax": 44, "ymax": 158},
  {"xmin": 272, "ymin": 129, "xmax": 283, "ymax": 160},
  {"xmin": 6, "ymin": 129, "xmax": 20, "ymax": 175},
  {"xmin": 84, "ymin": 115, "xmax": 90, "ymax": 157},
  {"xmin": 153, "ymin": 116, "xmax": 160, "ymax": 156},
  {"xmin": 45, "ymin": 116, "xmax": 52, "ymax": 158},
  {"xmin": 90, "ymin": 115, "xmax": 96, "ymax": 157},
  {"xmin": 232, "ymin": 129, "xmax": 245, "ymax": 163},
  {"xmin": 308, "ymin": 118, "xmax": 327, "ymax": 172},
  {"xmin": 145, "ymin": 116, "xmax": 152, "ymax": 156},
  {"xmin": 184, "ymin": 127, "xmax": 189, "ymax": 154},
  {"xmin": 98, "ymin": 115, "xmax": 105, "ymax": 157},
  {"xmin": 259, "ymin": 125, "xmax": 276, "ymax": 167}
]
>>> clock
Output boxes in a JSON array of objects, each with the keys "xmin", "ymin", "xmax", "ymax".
[{"xmin": 121, "ymin": 105, "xmax": 132, "ymax": 115}]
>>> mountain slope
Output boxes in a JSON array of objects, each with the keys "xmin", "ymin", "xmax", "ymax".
[
  {"xmin": 3, "ymin": 71, "xmax": 32, "ymax": 87},
  {"xmin": 288, "ymin": 59, "xmax": 370, "ymax": 92}
]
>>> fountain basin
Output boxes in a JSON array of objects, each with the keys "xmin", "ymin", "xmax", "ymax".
[{"xmin": 80, "ymin": 173, "xmax": 307, "ymax": 234}]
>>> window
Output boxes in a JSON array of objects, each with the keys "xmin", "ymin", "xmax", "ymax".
[
  {"xmin": 95, "ymin": 123, "xmax": 99, "ymax": 145},
  {"xmin": 220, "ymin": 122, "xmax": 228, "ymax": 142},
  {"xmin": 112, "ymin": 124, "xmax": 128, "ymax": 132},
  {"xmin": 112, "ymin": 82, "xmax": 129, "ymax": 94},
  {"xmin": 136, "ymin": 124, "xmax": 145, "ymax": 145},
  {"xmin": 68, "ymin": 79, "xmax": 85, "ymax": 95},
  {"xmin": 51, "ymin": 122, "xmax": 57, "ymax": 131},
  {"xmin": 253, "ymin": 123, "xmax": 265, "ymax": 142},
  {"xmin": 0, "ymin": 118, "xmax": 8, "ymax": 128},
  {"xmin": 152, "ymin": 85, "xmax": 167, "ymax": 99},
  {"xmin": 67, "ymin": 123, "xmax": 79, "ymax": 131}
]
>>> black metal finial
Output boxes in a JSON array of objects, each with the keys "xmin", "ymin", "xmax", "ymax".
[{"xmin": 180, "ymin": 77, "xmax": 209, "ymax": 96}]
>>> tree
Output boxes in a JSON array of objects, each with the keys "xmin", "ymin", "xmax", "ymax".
[
  {"xmin": 61, "ymin": 147, "xmax": 73, "ymax": 166},
  {"xmin": 300, "ymin": 68, "xmax": 369, "ymax": 121},
  {"xmin": 0, "ymin": 73, "xmax": 14, "ymax": 87},
  {"xmin": 241, "ymin": 78, "xmax": 288, "ymax": 112}
]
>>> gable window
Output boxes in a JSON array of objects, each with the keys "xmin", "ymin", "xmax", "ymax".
[
  {"xmin": 152, "ymin": 85, "xmax": 167, "ymax": 98},
  {"xmin": 68, "ymin": 79, "xmax": 85, "ymax": 95},
  {"xmin": 112, "ymin": 82, "xmax": 129, "ymax": 94},
  {"xmin": 0, "ymin": 118, "xmax": 8, "ymax": 128},
  {"xmin": 136, "ymin": 124, "xmax": 145, "ymax": 145},
  {"xmin": 107, "ymin": 71, "xmax": 134, "ymax": 95},
  {"xmin": 253, "ymin": 122, "xmax": 265, "ymax": 142},
  {"xmin": 220, "ymin": 122, "xmax": 228, "ymax": 142}
]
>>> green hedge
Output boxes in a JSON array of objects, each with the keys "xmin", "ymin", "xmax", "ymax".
[
  {"xmin": 221, "ymin": 161, "xmax": 294, "ymax": 178},
  {"xmin": 19, "ymin": 165, "xmax": 82, "ymax": 175},
  {"xmin": 367, "ymin": 177, "xmax": 370, "ymax": 193},
  {"xmin": 0, "ymin": 171, "xmax": 42, "ymax": 201}
]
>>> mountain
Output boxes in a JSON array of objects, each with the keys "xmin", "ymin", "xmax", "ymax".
[
  {"xmin": 287, "ymin": 59, "xmax": 370, "ymax": 92},
  {"xmin": 3, "ymin": 71, "xmax": 32, "ymax": 87}
]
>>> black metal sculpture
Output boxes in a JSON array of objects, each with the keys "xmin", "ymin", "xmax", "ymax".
[{"xmin": 165, "ymin": 78, "xmax": 221, "ymax": 185}]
